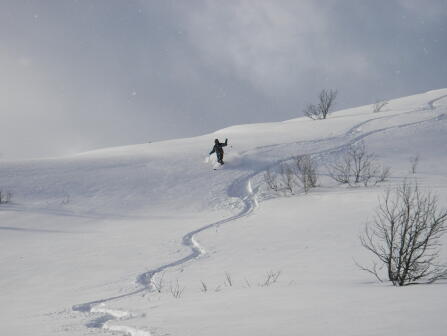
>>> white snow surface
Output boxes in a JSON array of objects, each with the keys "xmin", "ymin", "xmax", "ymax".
[{"xmin": 1, "ymin": 89, "xmax": 447, "ymax": 335}]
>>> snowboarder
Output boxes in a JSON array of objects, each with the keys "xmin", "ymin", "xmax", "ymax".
[{"xmin": 209, "ymin": 138, "xmax": 228, "ymax": 165}]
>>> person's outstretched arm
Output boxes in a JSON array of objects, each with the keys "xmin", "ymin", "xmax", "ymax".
[
  {"xmin": 222, "ymin": 138, "xmax": 228, "ymax": 147},
  {"xmin": 209, "ymin": 146, "xmax": 216, "ymax": 155}
]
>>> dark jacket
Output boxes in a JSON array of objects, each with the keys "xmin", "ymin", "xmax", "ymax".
[{"xmin": 209, "ymin": 139, "xmax": 228, "ymax": 155}]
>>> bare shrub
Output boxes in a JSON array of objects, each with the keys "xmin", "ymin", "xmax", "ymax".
[
  {"xmin": 373, "ymin": 100, "xmax": 388, "ymax": 113},
  {"xmin": 328, "ymin": 154, "xmax": 352, "ymax": 184},
  {"xmin": 61, "ymin": 193, "xmax": 70, "ymax": 205},
  {"xmin": 409, "ymin": 155, "xmax": 420, "ymax": 175},
  {"xmin": 170, "ymin": 280, "xmax": 185, "ymax": 298},
  {"xmin": 0, "ymin": 191, "xmax": 12, "ymax": 204},
  {"xmin": 260, "ymin": 270, "xmax": 282, "ymax": 287},
  {"xmin": 264, "ymin": 169, "xmax": 279, "ymax": 192},
  {"xmin": 293, "ymin": 155, "xmax": 318, "ymax": 193},
  {"xmin": 200, "ymin": 280, "xmax": 208, "ymax": 293},
  {"xmin": 224, "ymin": 272, "xmax": 233, "ymax": 287},
  {"xmin": 361, "ymin": 164, "xmax": 390, "ymax": 187},
  {"xmin": 375, "ymin": 166, "xmax": 391, "ymax": 184},
  {"xmin": 151, "ymin": 272, "xmax": 165, "ymax": 293},
  {"xmin": 279, "ymin": 163, "xmax": 295, "ymax": 194},
  {"xmin": 329, "ymin": 142, "xmax": 390, "ymax": 186},
  {"xmin": 304, "ymin": 89, "xmax": 337, "ymax": 120},
  {"xmin": 265, "ymin": 157, "xmax": 319, "ymax": 194},
  {"xmin": 360, "ymin": 163, "xmax": 379, "ymax": 187},
  {"xmin": 348, "ymin": 142, "xmax": 376, "ymax": 184},
  {"xmin": 358, "ymin": 181, "xmax": 447, "ymax": 286}
]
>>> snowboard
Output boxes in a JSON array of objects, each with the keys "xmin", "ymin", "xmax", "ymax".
[
  {"xmin": 205, "ymin": 155, "xmax": 224, "ymax": 170},
  {"xmin": 213, "ymin": 162, "xmax": 224, "ymax": 170}
]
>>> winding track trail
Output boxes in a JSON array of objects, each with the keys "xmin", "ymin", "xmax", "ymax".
[
  {"xmin": 72, "ymin": 93, "xmax": 447, "ymax": 335},
  {"xmin": 72, "ymin": 174, "xmax": 259, "ymax": 335}
]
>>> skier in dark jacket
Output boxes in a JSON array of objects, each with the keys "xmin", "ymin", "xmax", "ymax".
[{"xmin": 209, "ymin": 138, "xmax": 228, "ymax": 164}]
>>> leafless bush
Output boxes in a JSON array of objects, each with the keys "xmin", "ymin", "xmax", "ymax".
[
  {"xmin": 0, "ymin": 191, "xmax": 12, "ymax": 204},
  {"xmin": 224, "ymin": 272, "xmax": 233, "ymax": 287},
  {"xmin": 358, "ymin": 181, "xmax": 447, "ymax": 286},
  {"xmin": 279, "ymin": 163, "xmax": 295, "ymax": 194},
  {"xmin": 373, "ymin": 100, "xmax": 388, "ymax": 112},
  {"xmin": 304, "ymin": 89, "xmax": 337, "ymax": 120},
  {"xmin": 328, "ymin": 153, "xmax": 352, "ymax": 184},
  {"xmin": 170, "ymin": 280, "xmax": 185, "ymax": 298},
  {"xmin": 263, "ymin": 169, "xmax": 280, "ymax": 192},
  {"xmin": 260, "ymin": 270, "xmax": 282, "ymax": 287},
  {"xmin": 151, "ymin": 272, "xmax": 165, "ymax": 293},
  {"xmin": 200, "ymin": 280, "xmax": 208, "ymax": 293},
  {"xmin": 265, "ymin": 156, "xmax": 320, "ymax": 194},
  {"xmin": 375, "ymin": 166, "xmax": 391, "ymax": 184},
  {"xmin": 349, "ymin": 142, "xmax": 376, "ymax": 184},
  {"xmin": 360, "ymin": 164, "xmax": 391, "ymax": 187},
  {"xmin": 293, "ymin": 155, "xmax": 318, "ymax": 193},
  {"xmin": 61, "ymin": 193, "xmax": 70, "ymax": 205},
  {"xmin": 329, "ymin": 142, "xmax": 390, "ymax": 186},
  {"xmin": 409, "ymin": 155, "xmax": 420, "ymax": 175}
]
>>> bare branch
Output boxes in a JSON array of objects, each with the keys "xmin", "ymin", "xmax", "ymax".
[
  {"xmin": 304, "ymin": 89, "xmax": 337, "ymax": 120},
  {"xmin": 373, "ymin": 100, "xmax": 389, "ymax": 113},
  {"xmin": 358, "ymin": 181, "xmax": 447, "ymax": 286}
]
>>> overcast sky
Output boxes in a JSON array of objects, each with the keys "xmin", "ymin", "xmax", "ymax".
[{"xmin": 1, "ymin": 0, "xmax": 446, "ymax": 159}]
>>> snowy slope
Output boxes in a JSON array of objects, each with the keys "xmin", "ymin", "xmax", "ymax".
[{"xmin": 1, "ymin": 89, "xmax": 447, "ymax": 335}]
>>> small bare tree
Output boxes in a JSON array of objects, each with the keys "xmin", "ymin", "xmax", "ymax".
[
  {"xmin": 328, "ymin": 153, "xmax": 352, "ymax": 184},
  {"xmin": 200, "ymin": 280, "xmax": 208, "ymax": 293},
  {"xmin": 329, "ymin": 142, "xmax": 390, "ymax": 186},
  {"xmin": 151, "ymin": 272, "xmax": 165, "ymax": 293},
  {"xmin": 170, "ymin": 280, "xmax": 185, "ymax": 298},
  {"xmin": 279, "ymin": 163, "xmax": 295, "ymax": 193},
  {"xmin": 293, "ymin": 155, "xmax": 318, "ymax": 193},
  {"xmin": 0, "ymin": 191, "xmax": 12, "ymax": 204},
  {"xmin": 349, "ymin": 142, "xmax": 375, "ymax": 184},
  {"xmin": 373, "ymin": 100, "xmax": 388, "ymax": 113},
  {"xmin": 409, "ymin": 155, "xmax": 420, "ymax": 175},
  {"xmin": 375, "ymin": 166, "xmax": 391, "ymax": 184},
  {"xmin": 359, "ymin": 181, "xmax": 447, "ymax": 286},
  {"xmin": 304, "ymin": 89, "xmax": 337, "ymax": 120},
  {"xmin": 224, "ymin": 272, "xmax": 233, "ymax": 287},
  {"xmin": 260, "ymin": 270, "xmax": 282, "ymax": 287},
  {"xmin": 264, "ymin": 169, "xmax": 280, "ymax": 192}
]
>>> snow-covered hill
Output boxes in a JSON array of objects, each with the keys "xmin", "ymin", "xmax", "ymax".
[{"xmin": 1, "ymin": 89, "xmax": 447, "ymax": 335}]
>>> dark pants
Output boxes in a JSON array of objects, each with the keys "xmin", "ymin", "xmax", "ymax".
[{"xmin": 217, "ymin": 151, "xmax": 224, "ymax": 164}]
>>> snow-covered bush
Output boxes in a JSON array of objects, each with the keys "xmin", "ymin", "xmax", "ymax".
[
  {"xmin": 358, "ymin": 181, "xmax": 447, "ymax": 286},
  {"xmin": 328, "ymin": 141, "xmax": 390, "ymax": 186}
]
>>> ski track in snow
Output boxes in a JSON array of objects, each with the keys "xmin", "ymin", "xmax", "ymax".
[
  {"xmin": 250, "ymin": 94, "xmax": 447, "ymax": 170},
  {"xmin": 72, "ymin": 93, "xmax": 447, "ymax": 335},
  {"xmin": 72, "ymin": 172, "xmax": 259, "ymax": 335}
]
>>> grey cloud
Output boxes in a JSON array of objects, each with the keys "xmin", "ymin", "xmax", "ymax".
[{"xmin": 0, "ymin": 0, "xmax": 446, "ymax": 159}]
